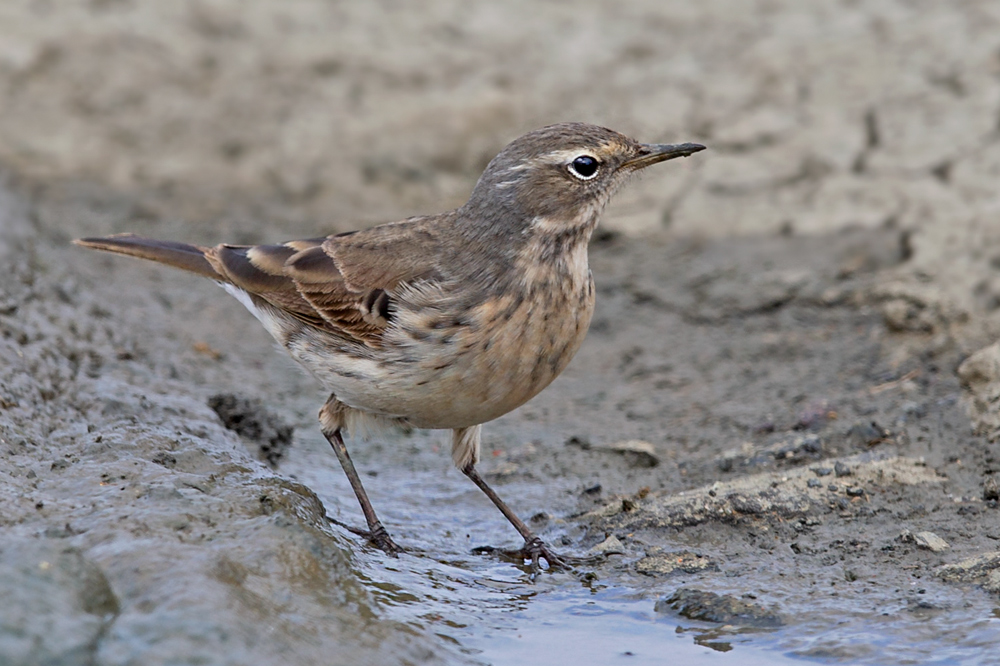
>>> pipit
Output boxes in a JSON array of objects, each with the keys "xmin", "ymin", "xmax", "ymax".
[{"xmin": 76, "ymin": 123, "xmax": 705, "ymax": 568}]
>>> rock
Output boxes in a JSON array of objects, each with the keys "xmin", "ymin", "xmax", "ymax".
[
  {"xmin": 986, "ymin": 571, "xmax": 1000, "ymax": 594},
  {"xmin": 880, "ymin": 297, "xmax": 938, "ymax": 333},
  {"xmin": 655, "ymin": 588, "xmax": 782, "ymax": 628},
  {"xmin": 903, "ymin": 531, "xmax": 950, "ymax": 553},
  {"xmin": 834, "ymin": 461, "xmax": 853, "ymax": 477},
  {"xmin": 635, "ymin": 551, "xmax": 717, "ymax": 577},
  {"xmin": 984, "ymin": 476, "xmax": 999, "ymax": 502},
  {"xmin": 583, "ymin": 456, "xmax": 942, "ymax": 531},
  {"xmin": 846, "ymin": 421, "xmax": 888, "ymax": 447},
  {"xmin": 937, "ymin": 551, "xmax": 1000, "ymax": 593},
  {"xmin": 599, "ymin": 440, "xmax": 660, "ymax": 468},
  {"xmin": 958, "ymin": 343, "xmax": 1000, "ymax": 442},
  {"xmin": 588, "ymin": 535, "xmax": 625, "ymax": 556}
]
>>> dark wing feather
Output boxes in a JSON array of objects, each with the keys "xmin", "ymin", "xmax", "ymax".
[
  {"xmin": 207, "ymin": 243, "xmax": 330, "ymax": 331},
  {"xmin": 283, "ymin": 245, "xmax": 384, "ymax": 344},
  {"xmin": 76, "ymin": 217, "xmax": 450, "ymax": 348},
  {"xmin": 223, "ymin": 217, "xmax": 448, "ymax": 347}
]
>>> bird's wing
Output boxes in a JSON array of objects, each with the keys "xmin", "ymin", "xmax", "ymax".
[
  {"xmin": 75, "ymin": 216, "xmax": 447, "ymax": 347},
  {"xmin": 209, "ymin": 217, "xmax": 445, "ymax": 347}
]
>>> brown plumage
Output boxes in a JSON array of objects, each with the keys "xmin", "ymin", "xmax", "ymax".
[{"xmin": 75, "ymin": 122, "xmax": 705, "ymax": 568}]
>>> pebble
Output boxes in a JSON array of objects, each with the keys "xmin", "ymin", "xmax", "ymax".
[
  {"xmin": 914, "ymin": 531, "xmax": 950, "ymax": 553},
  {"xmin": 602, "ymin": 440, "xmax": 660, "ymax": 468},
  {"xmin": 834, "ymin": 461, "xmax": 853, "ymax": 477},
  {"xmin": 984, "ymin": 476, "xmax": 999, "ymax": 502},
  {"xmin": 902, "ymin": 529, "xmax": 950, "ymax": 553},
  {"xmin": 656, "ymin": 588, "xmax": 782, "ymax": 628},
  {"xmin": 588, "ymin": 535, "xmax": 625, "ymax": 555}
]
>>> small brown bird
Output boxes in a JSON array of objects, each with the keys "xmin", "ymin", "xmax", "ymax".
[{"xmin": 76, "ymin": 123, "xmax": 705, "ymax": 568}]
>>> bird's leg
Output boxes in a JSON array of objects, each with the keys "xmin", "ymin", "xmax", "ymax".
[
  {"xmin": 462, "ymin": 462, "xmax": 569, "ymax": 570},
  {"xmin": 320, "ymin": 421, "xmax": 402, "ymax": 556}
]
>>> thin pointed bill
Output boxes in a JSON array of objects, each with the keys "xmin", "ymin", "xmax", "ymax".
[{"xmin": 624, "ymin": 142, "xmax": 706, "ymax": 170}]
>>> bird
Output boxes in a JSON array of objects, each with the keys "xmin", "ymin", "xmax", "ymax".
[{"xmin": 75, "ymin": 122, "xmax": 705, "ymax": 569}]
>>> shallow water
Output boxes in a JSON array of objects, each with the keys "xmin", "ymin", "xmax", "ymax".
[{"xmin": 285, "ymin": 429, "xmax": 1000, "ymax": 665}]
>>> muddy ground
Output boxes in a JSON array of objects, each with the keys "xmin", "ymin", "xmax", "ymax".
[{"xmin": 2, "ymin": 1, "xmax": 1000, "ymax": 664}]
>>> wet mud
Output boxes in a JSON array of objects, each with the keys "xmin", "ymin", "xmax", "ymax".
[{"xmin": 3, "ymin": 174, "xmax": 999, "ymax": 664}]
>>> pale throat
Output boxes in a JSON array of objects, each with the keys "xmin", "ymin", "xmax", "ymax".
[{"xmin": 517, "ymin": 211, "xmax": 598, "ymax": 290}]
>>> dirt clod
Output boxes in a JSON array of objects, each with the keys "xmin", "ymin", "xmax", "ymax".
[{"xmin": 656, "ymin": 588, "xmax": 783, "ymax": 628}]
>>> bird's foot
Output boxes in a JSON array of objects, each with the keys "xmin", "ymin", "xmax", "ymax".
[
  {"xmin": 474, "ymin": 536, "xmax": 603, "ymax": 572},
  {"xmin": 368, "ymin": 523, "xmax": 404, "ymax": 556},
  {"xmin": 517, "ymin": 536, "xmax": 567, "ymax": 570},
  {"xmin": 327, "ymin": 516, "xmax": 404, "ymax": 556}
]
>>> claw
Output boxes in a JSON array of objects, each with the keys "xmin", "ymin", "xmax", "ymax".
[
  {"xmin": 368, "ymin": 523, "xmax": 404, "ymax": 556},
  {"xmin": 327, "ymin": 515, "xmax": 404, "ymax": 556},
  {"xmin": 475, "ymin": 536, "xmax": 604, "ymax": 572}
]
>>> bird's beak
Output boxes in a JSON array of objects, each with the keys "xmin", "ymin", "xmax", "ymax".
[{"xmin": 624, "ymin": 142, "xmax": 706, "ymax": 170}]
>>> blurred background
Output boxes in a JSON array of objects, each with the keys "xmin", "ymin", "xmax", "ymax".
[{"xmin": 3, "ymin": 0, "xmax": 999, "ymax": 334}]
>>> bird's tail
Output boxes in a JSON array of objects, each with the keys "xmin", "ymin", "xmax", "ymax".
[{"xmin": 73, "ymin": 233, "xmax": 221, "ymax": 280}]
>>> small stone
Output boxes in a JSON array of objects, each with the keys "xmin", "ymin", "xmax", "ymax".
[
  {"xmin": 601, "ymin": 440, "xmax": 660, "ymax": 468},
  {"xmin": 807, "ymin": 478, "xmax": 822, "ymax": 488},
  {"xmin": 936, "ymin": 551, "xmax": 1000, "ymax": 588},
  {"xmin": 812, "ymin": 467, "xmax": 833, "ymax": 477},
  {"xmin": 984, "ymin": 476, "xmax": 999, "ymax": 502},
  {"xmin": 588, "ymin": 535, "xmax": 625, "ymax": 556},
  {"xmin": 846, "ymin": 487, "xmax": 865, "ymax": 497},
  {"xmin": 834, "ymin": 461, "xmax": 853, "ymax": 477},
  {"xmin": 635, "ymin": 551, "xmax": 716, "ymax": 576},
  {"xmin": 847, "ymin": 421, "xmax": 886, "ymax": 447},
  {"xmin": 985, "ymin": 570, "xmax": 1000, "ymax": 594},
  {"xmin": 913, "ymin": 531, "xmax": 950, "ymax": 553},
  {"xmin": 655, "ymin": 588, "xmax": 782, "ymax": 628}
]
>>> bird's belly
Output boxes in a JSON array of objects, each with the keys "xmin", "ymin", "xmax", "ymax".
[{"xmin": 290, "ymin": 282, "xmax": 595, "ymax": 429}]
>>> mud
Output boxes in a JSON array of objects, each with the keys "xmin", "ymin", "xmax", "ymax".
[{"xmin": 2, "ymin": 1, "xmax": 1000, "ymax": 664}]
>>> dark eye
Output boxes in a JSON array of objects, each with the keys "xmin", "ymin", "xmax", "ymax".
[{"xmin": 568, "ymin": 155, "xmax": 599, "ymax": 180}]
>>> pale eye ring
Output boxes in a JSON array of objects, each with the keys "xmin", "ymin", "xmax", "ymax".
[{"xmin": 568, "ymin": 155, "xmax": 599, "ymax": 180}]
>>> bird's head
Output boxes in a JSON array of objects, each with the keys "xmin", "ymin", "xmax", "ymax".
[{"xmin": 463, "ymin": 122, "xmax": 705, "ymax": 231}]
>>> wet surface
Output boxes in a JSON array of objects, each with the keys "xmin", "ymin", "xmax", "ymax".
[{"xmin": 3, "ymin": 171, "xmax": 1000, "ymax": 663}]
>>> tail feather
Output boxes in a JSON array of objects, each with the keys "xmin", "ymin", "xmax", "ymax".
[{"xmin": 73, "ymin": 233, "xmax": 221, "ymax": 280}]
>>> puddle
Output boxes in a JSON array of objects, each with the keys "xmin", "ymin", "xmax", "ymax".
[{"xmin": 286, "ymin": 430, "xmax": 1000, "ymax": 665}]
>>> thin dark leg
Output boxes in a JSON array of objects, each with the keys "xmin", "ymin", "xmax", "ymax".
[
  {"xmin": 323, "ymin": 427, "xmax": 402, "ymax": 556},
  {"xmin": 462, "ymin": 462, "xmax": 568, "ymax": 570}
]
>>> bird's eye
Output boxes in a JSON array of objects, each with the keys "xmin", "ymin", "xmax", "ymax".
[{"xmin": 568, "ymin": 155, "xmax": 599, "ymax": 180}]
